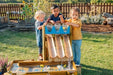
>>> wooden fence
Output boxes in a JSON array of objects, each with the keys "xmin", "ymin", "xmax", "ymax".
[
  {"xmin": 56, "ymin": 3, "xmax": 113, "ymax": 18},
  {"xmin": 0, "ymin": 3, "xmax": 113, "ymax": 20},
  {"xmin": 0, "ymin": 3, "xmax": 24, "ymax": 20}
]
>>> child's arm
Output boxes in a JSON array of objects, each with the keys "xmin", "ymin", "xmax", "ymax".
[
  {"xmin": 59, "ymin": 15, "xmax": 64, "ymax": 23},
  {"xmin": 49, "ymin": 20, "xmax": 55, "ymax": 24},
  {"xmin": 37, "ymin": 26, "xmax": 42, "ymax": 30},
  {"xmin": 38, "ymin": 22, "xmax": 47, "ymax": 30},
  {"xmin": 65, "ymin": 22, "xmax": 80, "ymax": 27},
  {"xmin": 35, "ymin": 21, "xmax": 42, "ymax": 30},
  {"xmin": 56, "ymin": 21, "xmax": 61, "ymax": 23}
]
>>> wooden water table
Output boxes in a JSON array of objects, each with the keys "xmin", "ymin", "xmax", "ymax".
[{"xmin": 5, "ymin": 24, "xmax": 80, "ymax": 75}]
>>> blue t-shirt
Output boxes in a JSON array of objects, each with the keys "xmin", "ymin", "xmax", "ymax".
[{"xmin": 49, "ymin": 13, "xmax": 65, "ymax": 22}]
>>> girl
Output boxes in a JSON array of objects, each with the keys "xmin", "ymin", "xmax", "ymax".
[{"xmin": 65, "ymin": 7, "xmax": 82, "ymax": 66}]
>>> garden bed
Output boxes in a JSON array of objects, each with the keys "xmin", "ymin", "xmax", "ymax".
[
  {"xmin": 82, "ymin": 24, "xmax": 113, "ymax": 33},
  {"xmin": 0, "ymin": 16, "xmax": 8, "ymax": 29}
]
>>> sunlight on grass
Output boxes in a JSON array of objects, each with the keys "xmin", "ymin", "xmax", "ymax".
[
  {"xmin": 0, "ymin": 30, "xmax": 113, "ymax": 75},
  {"xmin": 81, "ymin": 33, "xmax": 113, "ymax": 75}
]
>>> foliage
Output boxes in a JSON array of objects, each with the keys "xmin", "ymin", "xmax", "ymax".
[
  {"xmin": 68, "ymin": 0, "xmax": 78, "ymax": 3},
  {"xmin": 0, "ymin": 0, "xmax": 33, "ymax": 3},
  {"xmin": 81, "ymin": 5, "xmax": 105, "ymax": 24},
  {"xmin": 105, "ymin": 0, "xmax": 113, "ymax": 3},
  {"xmin": 37, "ymin": 0, "xmax": 50, "ymax": 14},
  {"xmin": 90, "ymin": 0, "xmax": 113, "ymax": 3},
  {"xmin": 90, "ymin": 0, "xmax": 100, "ymax": 3},
  {"xmin": 21, "ymin": 1, "xmax": 33, "ymax": 19},
  {"xmin": 81, "ymin": 14, "xmax": 105, "ymax": 24},
  {"xmin": 21, "ymin": 0, "xmax": 34, "ymax": 24},
  {"xmin": 0, "ymin": 0, "xmax": 113, "ymax": 3}
]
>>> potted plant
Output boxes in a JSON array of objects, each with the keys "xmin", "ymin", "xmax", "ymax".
[{"xmin": 0, "ymin": 56, "xmax": 8, "ymax": 74}]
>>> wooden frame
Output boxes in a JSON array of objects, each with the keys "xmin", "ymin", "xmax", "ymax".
[{"xmin": 5, "ymin": 60, "xmax": 77, "ymax": 75}]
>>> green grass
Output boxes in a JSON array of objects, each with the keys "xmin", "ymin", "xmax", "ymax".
[
  {"xmin": 81, "ymin": 33, "xmax": 113, "ymax": 75},
  {"xmin": 0, "ymin": 29, "xmax": 113, "ymax": 75},
  {"xmin": 0, "ymin": 30, "xmax": 38, "ymax": 61}
]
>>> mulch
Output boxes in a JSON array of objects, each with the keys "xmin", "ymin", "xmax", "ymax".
[{"xmin": 81, "ymin": 24, "xmax": 113, "ymax": 33}]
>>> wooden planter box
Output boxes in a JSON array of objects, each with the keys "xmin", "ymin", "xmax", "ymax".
[
  {"xmin": 5, "ymin": 60, "xmax": 77, "ymax": 75},
  {"xmin": 8, "ymin": 22, "xmax": 35, "ymax": 31}
]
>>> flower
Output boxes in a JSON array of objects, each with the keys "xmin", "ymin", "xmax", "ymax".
[
  {"xmin": 23, "ymin": 1, "xmax": 25, "ymax": 3},
  {"xmin": 63, "ymin": 64, "xmax": 67, "ymax": 68},
  {"xmin": 40, "ymin": 64, "xmax": 44, "ymax": 68}
]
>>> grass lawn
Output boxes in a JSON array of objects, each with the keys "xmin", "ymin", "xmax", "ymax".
[{"xmin": 0, "ymin": 29, "xmax": 113, "ymax": 75}]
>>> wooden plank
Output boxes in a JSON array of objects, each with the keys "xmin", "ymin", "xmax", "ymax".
[
  {"xmin": 18, "ymin": 61, "xmax": 70, "ymax": 66},
  {"xmin": 55, "ymin": 35, "xmax": 65, "ymax": 58},
  {"xmin": 47, "ymin": 36, "xmax": 57, "ymax": 58},
  {"xmin": 42, "ymin": 26, "xmax": 49, "ymax": 60},
  {"xmin": 63, "ymin": 35, "xmax": 73, "ymax": 58}
]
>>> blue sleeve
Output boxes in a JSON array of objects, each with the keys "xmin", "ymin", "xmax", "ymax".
[
  {"xmin": 49, "ymin": 14, "xmax": 53, "ymax": 20},
  {"xmin": 35, "ymin": 21, "xmax": 41, "ymax": 30}
]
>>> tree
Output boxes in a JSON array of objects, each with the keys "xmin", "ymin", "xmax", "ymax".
[{"xmin": 68, "ymin": 0, "xmax": 78, "ymax": 3}]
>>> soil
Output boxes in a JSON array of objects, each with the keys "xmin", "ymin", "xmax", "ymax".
[{"xmin": 81, "ymin": 24, "xmax": 113, "ymax": 33}]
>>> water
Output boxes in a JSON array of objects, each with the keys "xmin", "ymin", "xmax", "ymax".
[
  {"xmin": 61, "ymin": 58, "xmax": 63, "ymax": 67},
  {"xmin": 68, "ymin": 58, "xmax": 71, "ymax": 70}
]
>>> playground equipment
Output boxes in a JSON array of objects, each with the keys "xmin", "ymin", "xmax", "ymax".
[
  {"xmin": 5, "ymin": 24, "xmax": 78, "ymax": 75},
  {"xmin": 43, "ymin": 24, "xmax": 73, "ymax": 62}
]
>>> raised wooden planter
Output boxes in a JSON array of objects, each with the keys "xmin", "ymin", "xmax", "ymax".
[
  {"xmin": 8, "ymin": 19, "xmax": 35, "ymax": 31},
  {"xmin": 8, "ymin": 21, "xmax": 35, "ymax": 31}
]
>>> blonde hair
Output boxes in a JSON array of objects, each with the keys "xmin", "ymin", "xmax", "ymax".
[
  {"xmin": 34, "ymin": 10, "xmax": 45, "ymax": 20},
  {"xmin": 70, "ymin": 7, "xmax": 80, "ymax": 17}
]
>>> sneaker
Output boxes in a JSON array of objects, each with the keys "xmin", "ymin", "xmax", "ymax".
[
  {"xmin": 37, "ymin": 54, "xmax": 43, "ymax": 61},
  {"xmin": 76, "ymin": 64, "xmax": 80, "ymax": 66}
]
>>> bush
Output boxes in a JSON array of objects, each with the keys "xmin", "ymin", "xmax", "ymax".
[{"xmin": 80, "ymin": 14, "xmax": 105, "ymax": 24}]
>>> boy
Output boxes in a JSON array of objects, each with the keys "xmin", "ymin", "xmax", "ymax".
[
  {"xmin": 47, "ymin": 4, "xmax": 64, "ymax": 24},
  {"xmin": 34, "ymin": 10, "xmax": 46, "ymax": 60}
]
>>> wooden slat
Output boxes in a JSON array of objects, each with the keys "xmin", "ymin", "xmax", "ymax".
[
  {"xmin": 63, "ymin": 35, "xmax": 73, "ymax": 58},
  {"xmin": 18, "ymin": 61, "xmax": 71, "ymax": 66},
  {"xmin": 47, "ymin": 36, "xmax": 57, "ymax": 58},
  {"xmin": 55, "ymin": 35, "xmax": 65, "ymax": 58}
]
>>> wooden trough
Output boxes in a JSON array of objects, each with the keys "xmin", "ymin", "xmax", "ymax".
[{"xmin": 43, "ymin": 26, "xmax": 73, "ymax": 62}]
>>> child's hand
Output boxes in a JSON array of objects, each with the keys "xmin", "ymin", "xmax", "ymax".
[
  {"xmin": 59, "ymin": 15, "xmax": 64, "ymax": 23},
  {"xmin": 56, "ymin": 21, "xmax": 61, "ymax": 24},
  {"xmin": 43, "ymin": 22, "xmax": 47, "ymax": 26},
  {"xmin": 37, "ymin": 26, "xmax": 42, "ymax": 30},
  {"xmin": 65, "ymin": 22, "xmax": 72, "ymax": 26},
  {"xmin": 59, "ymin": 15, "xmax": 63, "ymax": 18},
  {"xmin": 47, "ymin": 34, "xmax": 52, "ymax": 37},
  {"xmin": 50, "ymin": 20, "xmax": 55, "ymax": 24}
]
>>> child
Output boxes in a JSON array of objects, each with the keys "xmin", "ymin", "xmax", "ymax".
[
  {"xmin": 47, "ymin": 4, "xmax": 64, "ymax": 24},
  {"xmin": 34, "ymin": 10, "xmax": 46, "ymax": 60},
  {"xmin": 65, "ymin": 7, "xmax": 82, "ymax": 66}
]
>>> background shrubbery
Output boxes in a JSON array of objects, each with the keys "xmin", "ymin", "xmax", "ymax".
[{"xmin": 0, "ymin": 0, "xmax": 113, "ymax": 3}]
